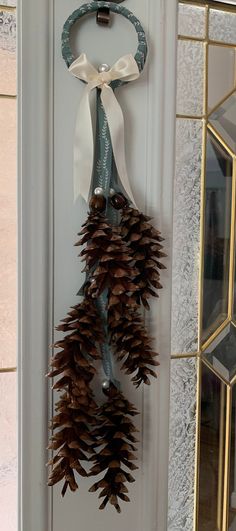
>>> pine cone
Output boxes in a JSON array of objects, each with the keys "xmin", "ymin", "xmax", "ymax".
[
  {"xmin": 120, "ymin": 207, "xmax": 166, "ymax": 309},
  {"xmin": 109, "ymin": 308, "xmax": 159, "ymax": 387},
  {"xmin": 47, "ymin": 298, "xmax": 104, "ymax": 495},
  {"xmin": 76, "ymin": 211, "xmax": 138, "ymax": 304},
  {"xmin": 48, "ymin": 385, "xmax": 97, "ymax": 496},
  {"xmin": 89, "ymin": 385, "xmax": 139, "ymax": 513}
]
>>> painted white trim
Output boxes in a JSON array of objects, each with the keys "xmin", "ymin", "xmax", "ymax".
[
  {"xmin": 142, "ymin": 1, "xmax": 177, "ymax": 530},
  {"xmin": 18, "ymin": 0, "xmax": 54, "ymax": 530}
]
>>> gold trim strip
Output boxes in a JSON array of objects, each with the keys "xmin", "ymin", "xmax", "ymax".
[
  {"xmin": 207, "ymin": 123, "xmax": 236, "ymax": 158},
  {"xmin": 222, "ymin": 386, "xmax": 232, "ymax": 531},
  {"xmin": 202, "ymin": 356, "xmax": 230, "ymax": 386},
  {"xmin": 178, "ymin": 36, "xmax": 236, "ymax": 50},
  {"xmin": 0, "ymin": 94, "xmax": 17, "ymax": 99},
  {"xmin": 0, "ymin": 367, "xmax": 17, "ymax": 373},
  {"xmin": 228, "ymin": 158, "xmax": 236, "ymax": 319},
  {"xmin": 203, "ymin": 40, "xmax": 209, "ymax": 117},
  {"xmin": 230, "ymin": 371, "xmax": 236, "ymax": 387},
  {"xmin": 201, "ymin": 317, "xmax": 230, "ymax": 351},
  {"xmin": 178, "ymin": 34, "xmax": 205, "ymax": 43},
  {"xmin": 0, "ymin": 5, "xmax": 16, "ymax": 12},
  {"xmin": 193, "ymin": 356, "xmax": 202, "ymax": 531},
  {"xmin": 176, "ymin": 114, "xmax": 204, "ymax": 120},
  {"xmin": 198, "ymin": 119, "xmax": 207, "ymax": 351},
  {"xmin": 179, "ymin": 0, "xmax": 207, "ymax": 7},
  {"xmin": 217, "ymin": 382, "xmax": 226, "ymax": 529},
  {"xmin": 171, "ymin": 352, "xmax": 199, "ymax": 359},
  {"xmin": 209, "ymin": 40, "xmax": 236, "ymax": 49}
]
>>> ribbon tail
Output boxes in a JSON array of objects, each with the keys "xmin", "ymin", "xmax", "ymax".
[
  {"xmin": 101, "ymin": 86, "xmax": 137, "ymax": 207},
  {"xmin": 73, "ymin": 86, "xmax": 94, "ymax": 203}
]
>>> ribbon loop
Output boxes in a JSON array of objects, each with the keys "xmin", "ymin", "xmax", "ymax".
[{"xmin": 69, "ymin": 53, "xmax": 139, "ymax": 205}]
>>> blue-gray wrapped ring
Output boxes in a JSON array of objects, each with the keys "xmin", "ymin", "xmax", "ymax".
[{"xmin": 61, "ymin": 1, "xmax": 148, "ymax": 89}]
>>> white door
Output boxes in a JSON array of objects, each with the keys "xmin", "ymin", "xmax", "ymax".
[{"xmin": 18, "ymin": 1, "xmax": 177, "ymax": 530}]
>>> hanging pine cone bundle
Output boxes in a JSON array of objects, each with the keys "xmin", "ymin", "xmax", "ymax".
[
  {"xmin": 89, "ymin": 384, "xmax": 139, "ymax": 513},
  {"xmin": 108, "ymin": 307, "xmax": 159, "ymax": 387},
  {"xmin": 47, "ymin": 298, "xmax": 104, "ymax": 495},
  {"xmin": 118, "ymin": 202, "xmax": 166, "ymax": 309}
]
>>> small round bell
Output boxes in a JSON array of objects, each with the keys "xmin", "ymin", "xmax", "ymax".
[
  {"xmin": 110, "ymin": 192, "xmax": 129, "ymax": 210},
  {"xmin": 89, "ymin": 193, "xmax": 106, "ymax": 212}
]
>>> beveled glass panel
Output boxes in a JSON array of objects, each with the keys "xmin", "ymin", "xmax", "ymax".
[
  {"xmin": 208, "ymin": 45, "xmax": 236, "ymax": 113},
  {"xmin": 0, "ymin": 9, "xmax": 16, "ymax": 95},
  {"xmin": 203, "ymin": 323, "xmax": 236, "ymax": 383},
  {"xmin": 209, "ymin": 9, "xmax": 236, "ymax": 45},
  {"xmin": 168, "ymin": 358, "xmax": 197, "ymax": 530},
  {"xmin": 177, "ymin": 40, "xmax": 204, "ymax": 116},
  {"xmin": 209, "ymin": 91, "xmax": 236, "ymax": 154},
  {"xmin": 0, "ymin": 372, "xmax": 17, "ymax": 531},
  {"xmin": 172, "ymin": 119, "xmax": 202, "ymax": 354},
  {"xmin": 198, "ymin": 362, "xmax": 226, "ymax": 531},
  {"xmin": 0, "ymin": 98, "xmax": 17, "ymax": 367},
  {"xmin": 178, "ymin": 3, "xmax": 206, "ymax": 39},
  {"xmin": 202, "ymin": 134, "xmax": 232, "ymax": 342},
  {"xmin": 229, "ymin": 384, "xmax": 236, "ymax": 529}
]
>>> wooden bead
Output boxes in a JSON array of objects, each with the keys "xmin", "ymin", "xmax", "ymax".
[
  {"xmin": 110, "ymin": 193, "xmax": 128, "ymax": 210},
  {"xmin": 89, "ymin": 194, "xmax": 106, "ymax": 212}
]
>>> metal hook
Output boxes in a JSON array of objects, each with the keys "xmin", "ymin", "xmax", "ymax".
[{"xmin": 97, "ymin": 0, "xmax": 125, "ymax": 27}]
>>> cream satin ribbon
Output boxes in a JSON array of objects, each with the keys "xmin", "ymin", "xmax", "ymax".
[{"xmin": 69, "ymin": 53, "xmax": 140, "ymax": 204}]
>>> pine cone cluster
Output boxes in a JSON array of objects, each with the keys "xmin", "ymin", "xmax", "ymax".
[
  {"xmin": 109, "ymin": 307, "xmax": 159, "ymax": 387},
  {"xmin": 89, "ymin": 385, "xmax": 139, "ymax": 513},
  {"xmin": 76, "ymin": 211, "xmax": 138, "ymax": 303},
  {"xmin": 48, "ymin": 192, "xmax": 166, "ymax": 510},
  {"xmin": 120, "ymin": 207, "xmax": 166, "ymax": 309},
  {"xmin": 48, "ymin": 298, "xmax": 104, "ymax": 495}
]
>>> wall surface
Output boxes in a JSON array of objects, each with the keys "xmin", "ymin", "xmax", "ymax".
[{"xmin": 18, "ymin": 1, "xmax": 177, "ymax": 530}]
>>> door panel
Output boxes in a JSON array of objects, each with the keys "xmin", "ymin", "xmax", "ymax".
[{"xmin": 19, "ymin": 0, "xmax": 177, "ymax": 530}]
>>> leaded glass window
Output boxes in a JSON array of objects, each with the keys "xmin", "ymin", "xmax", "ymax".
[{"xmin": 169, "ymin": 2, "xmax": 236, "ymax": 530}]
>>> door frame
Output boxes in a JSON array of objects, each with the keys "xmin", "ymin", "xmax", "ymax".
[{"xmin": 18, "ymin": 1, "xmax": 177, "ymax": 530}]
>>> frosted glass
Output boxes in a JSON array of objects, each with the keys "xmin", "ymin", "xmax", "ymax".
[
  {"xmin": 168, "ymin": 357, "xmax": 197, "ymax": 531},
  {"xmin": 0, "ymin": 99, "xmax": 17, "ymax": 367},
  {"xmin": 209, "ymin": 9, "xmax": 236, "ymax": 45},
  {"xmin": 178, "ymin": 3, "xmax": 206, "ymax": 39},
  {"xmin": 0, "ymin": 373, "xmax": 17, "ymax": 531},
  {"xmin": 0, "ymin": 9, "xmax": 16, "ymax": 94},
  {"xmin": 177, "ymin": 40, "xmax": 205, "ymax": 116},
  {"xmin": 172, "ymin": 119, "xmax": 202, "ymax": 354}
]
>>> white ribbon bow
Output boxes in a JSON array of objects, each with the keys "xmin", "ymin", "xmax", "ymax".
[{"xmin": 69, "ymin": 53, "xmax": 140, "ymax": 204}]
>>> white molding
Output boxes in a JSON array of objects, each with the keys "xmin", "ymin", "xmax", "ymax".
[
  {"xmin": 142, "ymin": 1, "xmax": 177, "ymax": 530},
  {"xmin": 18, "ymin": 0, "xmax": 54, "ymax": 530}
]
